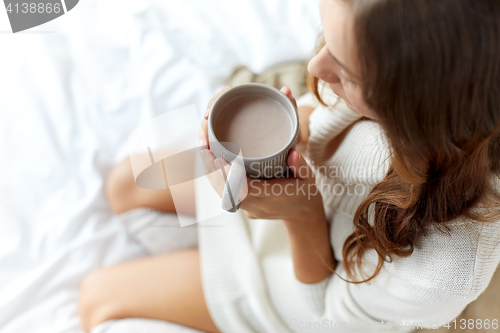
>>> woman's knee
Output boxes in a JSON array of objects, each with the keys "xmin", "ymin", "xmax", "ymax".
[
  {"xmin": 106, "ymin": 158, "xmax": 137, "ymax": 215},
  {"xmin": 78, "ymin": 270, "xmax": 123, "ymax": 333}
]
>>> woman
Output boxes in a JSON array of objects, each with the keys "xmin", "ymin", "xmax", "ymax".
[{"xmin": 78, "ymin": 0, "xmax": 500, "ymax": 332}]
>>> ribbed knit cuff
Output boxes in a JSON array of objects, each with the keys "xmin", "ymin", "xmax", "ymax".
[{"xmin": 294, "ymin": 277, "xmax": 330, "ymax": 317}]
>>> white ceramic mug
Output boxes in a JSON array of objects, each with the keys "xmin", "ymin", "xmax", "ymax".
[{"xmin": 207, "ymin": 83, "xmax": 299, "ymax": 212}]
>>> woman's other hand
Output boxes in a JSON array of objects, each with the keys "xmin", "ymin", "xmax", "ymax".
[{"xmin": 280, "ymin": 86, "xmax": 315, "ymax": 157}]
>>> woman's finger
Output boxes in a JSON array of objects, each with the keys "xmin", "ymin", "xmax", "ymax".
[
  {"xmin": 290, "ymin": 95, "xmax": 297, "ymax": 109},
  {"xmin": 200, "ymin": 150, "xmax": 236, "ymax": 197},
  {"xmin": 280, "ymin": 86, "xmax": 297, "ymax": 109},
  {"xmin": 213, "ymin": 158, "xmax": 228, "ymax": 170},
  {"xmin": 200, "ymin": 86, "xmax": 232, "ymax": 148},
  {"xmin": 287, "ymin": 149, "xmax": 314, "ymax": 180},
  {"xmin": 211, "ymin": 159, "xmax": 232, "ymax": 197},
  {"xmin": 241, "ymin": 202, "xmax": 266, "ymax": 220},
  {"xmin": 199, "ymin": 148, "xmax": 215, "ymax": 174},
  {"xmin": 215, "ymin": 158, "xmax": 251, "ymax": 204},
  {"xmin": 205, "ymin": 86, "xmax": 232, "ymax": 119},
  {"xmin": 199, "ymin": 119, "xmax": 208, "ymax": 147}
]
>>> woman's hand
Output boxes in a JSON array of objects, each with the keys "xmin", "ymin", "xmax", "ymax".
[
  {"xmin": 199, "ymin": 85, "xmax": 324, "ymax": 223},
  {"xmin": 199, "ymin": 85, "xmax": 232, "ymax": 148},
  {"xmin": 281, "ymin": 87, "xmax": 315, "ymax": 157},
  {"xmin": 199, "ymin": 86, "xmax": 335, "ymax": 283},
  {"xmin": 214, "ymin": 149, "xmax": 325, "ymax": 224},
  {"xmin": 200, "ymin": 145, "xmax": 335, "ymax": 283},
  {"xmin": 296, "ymin": 105, "xmax": 315, "ymax": 157}
]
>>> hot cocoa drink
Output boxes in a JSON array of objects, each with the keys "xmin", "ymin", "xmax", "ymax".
[{"xmin": 214, "ymin": 95, "xmax": 292, "ymax": 158}]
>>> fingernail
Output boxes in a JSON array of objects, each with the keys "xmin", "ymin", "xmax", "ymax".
[
  {"xmin": 199, "ymin": 139, "xmax": 205, "ymax": 147},
  {"xmin": 214, "ymin": 159, "xmax": 227, "ymax": 170},
  {"xmin": 204, "ymin": 107, "xmax": 210, "ymax": 119},
  {"xmin": 200, "ymin": 149, "xmax": 212, "ymax": 165},
  {"xmin": 199, "ymin": 150, "xmax": 212, "ymax": 174}
]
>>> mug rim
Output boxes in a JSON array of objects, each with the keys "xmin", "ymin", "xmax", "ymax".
[{"xmin": 208, "ymin": 83, "xmax": 299, "ymax": 163}]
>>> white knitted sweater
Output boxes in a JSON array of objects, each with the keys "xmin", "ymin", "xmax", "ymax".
[{"xmin": 196, "ymin": 84, "xmax": 500, "ymax": 333}]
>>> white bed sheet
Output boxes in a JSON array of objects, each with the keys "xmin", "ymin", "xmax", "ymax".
[{"xmin": 0, "ymin": 1, "xmax": 320, "ymax": 332}]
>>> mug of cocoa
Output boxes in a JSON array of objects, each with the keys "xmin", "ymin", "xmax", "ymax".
[{"xmin": 207, "ymin": 83, "xmax": 299, "ymax": 212}]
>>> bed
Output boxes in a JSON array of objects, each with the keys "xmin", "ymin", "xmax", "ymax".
[{"xmin": 0, "ymin": 0, "xmax": 320, "ymax": 332}]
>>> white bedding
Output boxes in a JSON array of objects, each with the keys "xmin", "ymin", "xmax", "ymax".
[{"xmin": 0, "ymin": 1, "xmax": 320, "ymax": 332}]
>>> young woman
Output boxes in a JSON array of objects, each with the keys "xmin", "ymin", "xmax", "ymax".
[{"xmin": 78, "ymin": 0, "xmax": 500, "ymax": 332}]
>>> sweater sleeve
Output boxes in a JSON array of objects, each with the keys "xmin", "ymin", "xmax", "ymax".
[
  {"xmin": 293, "ymin": 259, "xmax": 475, "ymax": 328},
  {"xmin": 291, "ymin": 82, "xmax": 364, "ymax": 318},
  {"xmin": 293, "ymin": 277, "xmax": 330, "ymax": 317},
  {"xmin": 291, "ymin": 214, "xmax": 500, "ymax": 328},
  {"xmin": 321, "ymin": 262, "xmax": 478, "ymax": 328}
]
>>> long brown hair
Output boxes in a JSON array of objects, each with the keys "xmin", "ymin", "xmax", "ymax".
[{"xmin": 309, "ymin": 0, "xmax": 500, "ymax": 283}]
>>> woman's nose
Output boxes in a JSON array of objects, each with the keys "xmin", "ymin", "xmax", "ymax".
[{"xmin": 307, "ymin": 46, "xmax": 340, "ymax": 84}]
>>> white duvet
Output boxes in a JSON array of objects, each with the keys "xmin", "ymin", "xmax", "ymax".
[{"xmin": 0, "ymin": 1, "xmax": 320, "ymax": 332}]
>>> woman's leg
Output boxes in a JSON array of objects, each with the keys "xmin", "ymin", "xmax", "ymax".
[
  {"xmin": 78, "ymin": 249, "xmax": 219, "ymax": 333},
  {"xmin": 79, "ymin": 154, "xmax": 214, "ymax": 331},
  {"xmin": 106, "ymin": 153, "xmax": 196, "ymax": 215}
]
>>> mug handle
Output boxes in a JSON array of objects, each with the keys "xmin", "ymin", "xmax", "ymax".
[{"xmin": 220, "ymin": 162, "xmax": 246, "ymax": 213}]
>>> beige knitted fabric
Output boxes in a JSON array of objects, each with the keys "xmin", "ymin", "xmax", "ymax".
[{"xmin": 196, "ymin": 83, "xmax": 500, "ymax": 333}]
